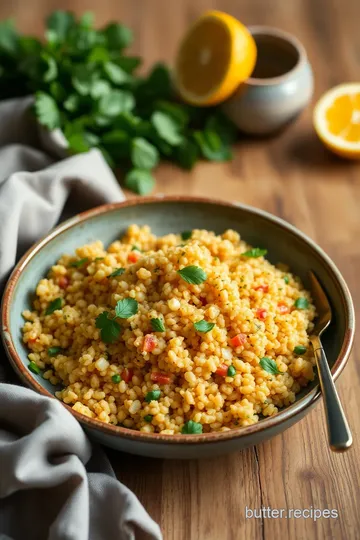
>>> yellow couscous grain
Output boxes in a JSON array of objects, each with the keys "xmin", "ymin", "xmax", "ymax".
[{"xmin": 22, "ymin": 226, "xmax": 316, "ymax": 434}]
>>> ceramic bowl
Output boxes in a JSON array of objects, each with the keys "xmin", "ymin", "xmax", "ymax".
[
  {"xmin": 1, "ymin": 197, "xmax": 354, "ymax": 459},
  {"xmin": 222, "ymin": 26, "xmax": 314, "ymax": 135}
]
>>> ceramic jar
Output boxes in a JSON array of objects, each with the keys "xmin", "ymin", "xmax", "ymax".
[{"xmin": 222, "ymin": 26, "xmax": 314, "ymax": 135}]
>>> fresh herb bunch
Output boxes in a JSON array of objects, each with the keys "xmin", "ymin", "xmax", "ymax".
[{"xmin": 0, "ymin": 11, "xmax": 238, "ymax": 194}]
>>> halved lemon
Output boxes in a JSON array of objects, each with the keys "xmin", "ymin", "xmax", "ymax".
[
  {"xmin": 313, "ymin": 83, "xmax": 360, "ymax": 159},
  {"xmin": 174, "ymin": 11, "xmax": 257, "ymax": 106}
]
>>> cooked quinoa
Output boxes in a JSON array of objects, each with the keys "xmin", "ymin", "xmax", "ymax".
[{"xmin": 22, "ymin": 225, "xmax": 316, "ymax": 434}]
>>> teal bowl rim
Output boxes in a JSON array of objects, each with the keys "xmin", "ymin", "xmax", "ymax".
[{"xmin": 1, "ymin": 196, "xmax": 355, "ymax": 445}]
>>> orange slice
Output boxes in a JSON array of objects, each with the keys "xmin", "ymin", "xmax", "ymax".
[
  {"xmin": 313, "ymin": 83, "xmax": 360, "ymax": 159},
  {"xmin": 174, "ymin": 11, "xmax": 257, "ymax": 106}
]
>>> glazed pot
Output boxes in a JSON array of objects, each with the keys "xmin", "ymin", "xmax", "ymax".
[{"xmin": 222, "ymin": 26, "xmax": 314, "ymax": 135}]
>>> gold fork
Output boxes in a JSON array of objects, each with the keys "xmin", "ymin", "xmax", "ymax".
[{"xmin": 309, "ymin": 271, "xmax": 352, "ymax": 452}]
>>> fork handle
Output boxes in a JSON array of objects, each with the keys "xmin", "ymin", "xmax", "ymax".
[{"xmin": 311, "ymin": 336, "xmax": 352, "ymax": 452}]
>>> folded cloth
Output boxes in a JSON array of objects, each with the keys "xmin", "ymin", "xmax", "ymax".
[{"xmin": 0, "ymin": 97, "xmax": 162, "ymax": 540}]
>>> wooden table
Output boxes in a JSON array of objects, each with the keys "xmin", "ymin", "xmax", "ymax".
[{"xmin": 1, "ymin": 1, "xmax": 359, "ymax": 538}]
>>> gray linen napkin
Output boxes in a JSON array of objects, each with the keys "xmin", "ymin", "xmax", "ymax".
[{"xmin": 0, "ymin": 97, "xmax": 162, "ymax": 540}]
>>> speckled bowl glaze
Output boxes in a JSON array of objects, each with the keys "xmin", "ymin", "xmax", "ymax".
[
  {"xmin": 222, "ymin": 26, "xmax": 314, "ymax": 135},
  {"xmin": 1, "ymin": 197, "xmax": 354, "ymax": 459}
]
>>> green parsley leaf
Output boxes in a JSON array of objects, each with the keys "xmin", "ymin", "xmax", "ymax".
[
  {"xmin": 283, "ymin": 275, "xmax": 290, "ymax": 284},
  {"xmin": 131, "ymin": 245, "xmax": 141, "ymax": 251},
  {"xmin": 145, "ymin": 390, "xmax": 161, "ymax": 403},
  {"xmin": 294, "ymin": 345, "xmax": 307, "ymax": 355},
  {"xmin": 35, "ymin": 92, "xmax": 61, "ymax": 130},
  {"xmin": 175, "ymin": 139, "xmax": 199, "ymax": 170},
  {"xmin": 90, "ymin": 79, "xmax": 111, "ymax": 99},
  {"xmin": 117, "ymin": 56, "xmax": 142, "ymax": 73},
  {"xmin": 103, "ymin": 22, "xmax": 133, "ymax": 50},
  {"xmin": 63, "ymin": 94, "xmax": 80, "ymax": 113},
  {"xmin": 177, "ymin": 265, "xmax": 207, "ymax": 285},
  {"xmin": 125, "ymin": 169, "xmax": 155, "ymax": 195},
  {"xmin": 194, "ymin": 320, "xmax": 215, "ymax": 333},
  {"xmin": 114, "ymin": 298, "xmax": 138, "ymax": 319},
  {"xmin": 259, "ymin": 357, "xmax": 281, "ymax": 375},
  {"xmin": 95, "ymin": 257, "xmax": 105, "ymax": 261},
  {"xmin": 294, "ymin": 297, "xmax": 309, "ymax": 309},
  {"xmin": 98, "ymin": 90, "xmax": 135, "ymax": 117},
  {"xmin": 194, "ymin": 130, "xmax": 232, "ymax": 161},
  {"xmin": 48, "ymin": 346, "xmax": 64, "ymax": 356},
  {"xmin": 42, "ymin": 52, "xmax": 58, "ymax": 82},
  {"xmin": 151, "ymin": 111, "xmax": 183, "ymax": 146},
  {"xmin": 242, "ymin": 248, "xmax": 268, "ymax": 258},
  {"xmin": 67, "ymin": 132, "xmax": 90, "ymax": 154},
  {"xmin": 144, "ymin": 414, "xmax": 153, "ymax": 422},
  {"xmin": 104, "ymin": 61, "xmax": 132, "ymax": 84},
  {"xmin": 150, "ymin": 318, "xmax": 165, "ymax": 332},
  {"xmin": 181, "ymin": 420, "xmax": 203, "ymax": 434},
  {"xmin": 95, "ymin": 311, "xmax": 121, "ymax": 343},
  {"xmin": 131, "ymin": 137, "xmax": 159, "ymax": 169},
  {"xmin": 227, "ymin": 365, "xmax": 236, "ymax": 377},
  {"xmin": 49, "ymin": 81, "xmax": 66, "ymax": 102},
  {"xmin": 28, "ymin": 361, "xmax": 41, "ymax": 375},
  {"xmin": 108, "ymin": 268, "xmax": 125, "ymax": 278},
  {"xmin": 181, "ymin": 231, "xmax": 192, "ymax": 241},
  {"xmin": 112, "ymin": 374, "xmax": 121, "ymax": 383},
  {"xmin": 0, "ymin": 19, "xmax": 19, "ymax": 55},
  {"xmin": 45, "ymin": 298, "xmax": 63, "ymax": 315},
  {"xmin": 46, "ymin": 11, "xmax": 75, "ymax": 41},
  {"xmin": 71, "ymin": 65, "xmax": 95, "ymax": 95},
  {"xmin": 205, "ymin": 112, "xmax": 238, "ymax": 145},
  {"xmin": 70, "ymin": 257, "xmax": 89, "ymax": 268},
  {"xmin": 79, "ymin": 12, "xmax": 94, "ymax": 29}
]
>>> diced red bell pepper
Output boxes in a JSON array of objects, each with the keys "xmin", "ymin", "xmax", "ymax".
[
  {"xmin": 216, "ymin": 364, "xmax": 228, "ymax": 376},
  {"xmin": 121, "ymin": 368, "xmax": 133, "ymax": 383},
  {"xmin": 230, "ymin": 333, "xmax": 247, "ymax": 347},
  {"xmin": 255, "ymin": 284, "xmax": 269, "ymax": 293},
  {"xmin": 128, "ymin": 251, "xmax": 141, "ymax": 263},
  {"xmin": 256, "ymin": 308, "xmax": 267, "ymax": 320},
  {"xmin": 200, "ymin": 297, "xmax": 207, "ymax": 306},
  {"xmin": 278, "ymin": 302, "xmax": 290, "ymax": 314},
  {"xmin": 58, "ymin": 276, "xmax": 69, "ymax": 289},
  {"xmin": 143, "ymin": 334, "xmax": 157, "ymax": 353},
  {"xmin": 150, "ymin": 372, "xmax": 172, "ymax": 384}
]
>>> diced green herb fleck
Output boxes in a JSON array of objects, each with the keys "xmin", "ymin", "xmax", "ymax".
[
  {"xmin": 242, "ymin": 248, "xmax": 268, "ymax": 258},
  {"xmin": 114, "ymin": 298, "xmax": 138, "ymax": 318},
  {"xmin": 131, "ymin": 245, "xmax": 141, "ymax": 251},
  {"xmin": 151, "ymin": 318, "xmax": 165, "ymax": 332},
  {"xmin": 45, "ymin": 297, "xmax": 63, "ymax": 315},
  {"xmin": 283, "ymin": 275, "xmax": 290, "ymax": 284},
  {"xmin": 154, "ymin": 267, "xmax": 160, "ymax": 273},
  {"xmin": 194, "ymin": 320, "xmax": 215, "ymax": 333},
  {"xmin": 181, "ymin": 420, "xmax": 203, "ymax": 434},
  {"xmin": 95, "ymin": 311, "xmax": 121, "ymax": 343},
  {"xmin": 294, "ymin": 297, "xmax": 309, "ymax": 309},
  {"xmin": 181, "ymin": 230, "xmax": 192, "ymax": 241},
  {"xmin": 70, "ymin": 257, "xmax": 89, "ymax": 268},
  {"xmin": 259, "ymin": 357, "xmax": 281, "ymax": 375},
  {"xmin": 28, "ymin": 361, "xmax": 41, "ymax": 374},
  {"xmin": 48, "ymin": 346, "xmax": 63, "ymax": 357},
  {"xmin": 144, "ymin": 415, "xmax": 153, "ymax": 422},
  {"xmin": 294, "ymin": 345, "xmax": 307, "ymax": 355},
  {"xmin": 177, "ymin": 265, "xmax": 207, "ymax": 285},
  {"xmin": 145, "ymin": 390, "xmax": 161, "ymax": 402},
  {"xmin": 227, "ymin": 365, "xmax": 236, "ymax": 377},
  {"xmin": 111, "ymin": 374, "xmax": 121, "ymax": 383},
  {"xmin": 95, "ymin": 257, "xmax": 105, "ymax": 261},
  {"xmin": 108, "ymin": 268, "xmax": 125, "ymax": 278}
]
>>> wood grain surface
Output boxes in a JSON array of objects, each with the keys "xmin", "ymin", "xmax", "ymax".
[{"xmin": 1, "ymin": 1, "xmax": 359, "ymax": 539}]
